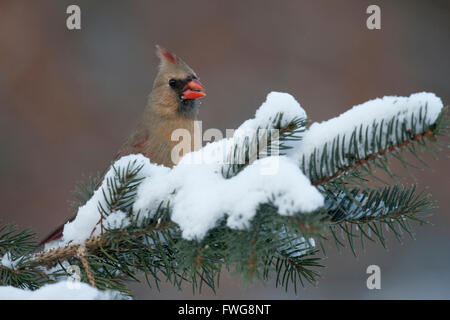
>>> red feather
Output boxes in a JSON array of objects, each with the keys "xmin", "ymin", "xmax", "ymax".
[{"xmin": 156, "ymin": 45, "xmax": 176, "ymax": 64}]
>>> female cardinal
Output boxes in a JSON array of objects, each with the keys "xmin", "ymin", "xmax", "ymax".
[
  {"xmin": 39, "ymin": 45, "xmax": 206, "ymax": 245},
  {"xmin": 117, "ymin": 45, "xmax": 206, "ymax": 166}
]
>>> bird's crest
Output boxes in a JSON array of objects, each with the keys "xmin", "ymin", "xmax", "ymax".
[
  {"xmin": 156, "ymin": 45, "xmax": 177, "ymax": 64},
  {"xmin": 155, "ymin": 45, "xmax": 196, "ymax": 78}
]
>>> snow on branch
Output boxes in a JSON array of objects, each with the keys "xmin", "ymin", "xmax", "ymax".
[
  {"xmin": 54, "ymin": 92, "xmax": 444, "ymax": 246},
  {"xmin": 59, "ymin": 92, "xmax": 322, "ymax": 244},
  {"xmin": 0, "ymin": 281, "xmax": 124, "ymax": 300},
  {"xmin": 59, "ymin": 155, "xmax": 161, "ymax": 245},
  {"xmin": 292, "ymin": 92, "xmax": 444, "ymax": 184},
  {"xmin": 9, "ymin": 90, "xmax": 445, "ymax": 297}
]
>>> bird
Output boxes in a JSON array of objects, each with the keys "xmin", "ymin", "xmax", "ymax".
[
  {"xmin": 117, "ymin": 45, "xmax": 206, "ymax": 166},
  {"xmin": 39, "ymin": 45, "xmax": 206, "ymax": 245}
]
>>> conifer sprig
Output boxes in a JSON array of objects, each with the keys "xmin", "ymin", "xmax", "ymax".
[
  {"xmin": 223, "ymin": 114, "xmax": 307, "ymax": 178},
  {"xmin": 1, "ymin": 103, "xmax": 447, "ymax": 297},
  {"xmin": 301, "ymin": 106, "xmax": 447, "ymax": 186},
  {"xmin": 321, "ymin": 184, "xmax": 433, "ymax": 254}
]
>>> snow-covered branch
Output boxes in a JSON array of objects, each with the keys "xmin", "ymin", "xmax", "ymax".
[
  {"xmin": 293, "ymin": 92, "xmax": 444, "ymax": 184},
  {"xmin": 61, "ymin": 92, "xmax": 444, "ymax": 244},
  {"xmin": 1, "ymin": 91, "xmax": 447, "ymax": 297}
]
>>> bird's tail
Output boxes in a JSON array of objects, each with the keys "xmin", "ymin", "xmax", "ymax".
[{"xmin": 39, "ymin": 153, "xmax": 124, "ymax": 247}]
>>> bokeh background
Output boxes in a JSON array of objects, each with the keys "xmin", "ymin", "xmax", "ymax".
[{"xmin": 1, "ymin": 0, "xmax": 449, "ymax": 299}]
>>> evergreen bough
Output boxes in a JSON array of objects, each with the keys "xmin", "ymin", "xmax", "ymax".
[{"xmin": 1, "ymin": 101, "xmax": 448, "ymax": 298}]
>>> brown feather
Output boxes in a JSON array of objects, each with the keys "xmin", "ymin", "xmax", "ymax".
[{"xmin": 39, "ymin": 46, "xmax": 203, "ymax": 246}]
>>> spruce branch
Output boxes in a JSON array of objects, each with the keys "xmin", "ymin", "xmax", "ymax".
[
  {"xmin": 0, "ymin": 225, "xmax": 56, "ymax": 290},
  {"xmin": 1, "ymin": 95, "xmax": 447, "ymax": 298},
  {"xmin": 325, "ymin": 184, "xmax": 433, "ymax": 223},
  {"xmin": 320, "ymin": 184, "xmax": 433, "ymax": 254},
  {"xmin": 223, "ymin": 114, "xmax": 307, "ymax": 178},
  {"xmin": 272, "ymin": 249, "xmax": 323, "ymax": 292},
  {"xmin": 0, "ymin": 224, "xmax": 36, "ymax": 257},
  {"xmin": 301, "ymin": 106, "xmax": 448, "ymax": 186}
]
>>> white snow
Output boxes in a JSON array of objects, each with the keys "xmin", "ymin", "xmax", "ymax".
[
  {"xmin": 181, "ymin": 91, "xmax": 307, "ymax": 166},
  {"xmin": 134, "ymin": 156, "xmax": 323, "ymax": 240},
  {"xmin": 56, "ymin": 92, "xmax": 321, "ymax": 243},
  {"xmin": 238, "ymin": 91, "xmax": 307, "ymax": 131},
  {"xmin": 103, "ymin": 211, "xmax": 131, "ymax": 230},
  {"xmin": 132, "ymin": 92, "xmax": 321, "ymax": 240},
  {"xmin": 1, "ymin": 253, "xmax": 21, "ymax": 270},
  {"xmin": 59, "ymin": 154, "xmax": 168, "ymax": 246},
  {"xmin": 55, "ymin": 91, "xmax": 443, "ymax": 244},
  {"xmin": 0, "ymin": 282, "xmax": 125, "ymax": 300},
  {"xmin": 291, "ymin": 92, "xmax": 444, "ymax": 170}
]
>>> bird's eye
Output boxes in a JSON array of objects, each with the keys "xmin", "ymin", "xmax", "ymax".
[{"xmin": 168, "ymin": 79, "xmax": 177, "ymax": 88}]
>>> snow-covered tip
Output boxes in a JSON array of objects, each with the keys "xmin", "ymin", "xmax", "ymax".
[
  {"xmin": 293, "ymin": 92, "xmax": 444, "ymax": 170},
  {"xmin": 0, "ymin": 281, "xmax": 127, "ymax": 300},
  {"xmin": 60, "ymin": 154, "xmax": 168, "ymax": 246},
  {"xmin": 238, "ymin": 92, "xmax": 307, "ymax": 131}
]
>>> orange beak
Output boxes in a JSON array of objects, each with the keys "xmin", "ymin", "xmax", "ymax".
[{"xmin": 182, "ymin": 79, "xmax": 206, "ymax": 100}]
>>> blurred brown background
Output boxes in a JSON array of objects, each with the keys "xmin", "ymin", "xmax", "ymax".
[{"xmin": 0, "ymin": 0, "xmax": 449, "ymax": 299}]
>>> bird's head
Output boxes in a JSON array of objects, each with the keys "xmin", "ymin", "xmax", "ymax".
[{"xmin": 150, "ymin": 45, "xmax": 206, "ymax": 118}]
